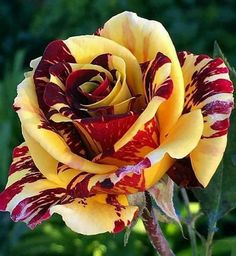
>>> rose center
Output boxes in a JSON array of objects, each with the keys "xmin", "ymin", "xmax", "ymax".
[{"xmin": 65, "ymin": 69, "xmax": 116, "ymax": 110}]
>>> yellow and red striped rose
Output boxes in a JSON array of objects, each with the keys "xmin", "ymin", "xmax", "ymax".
[{"xmin": 0, "ymin": 12, "xmax": 233, "ymax": 235}]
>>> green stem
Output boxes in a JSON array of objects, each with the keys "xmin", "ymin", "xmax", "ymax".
[
  {"xmin": 205, "ymin": 222, "xmax": 216, "ymax": 256},
  {"xmin": 142, "ymin": 192, "xmax": 175, "ymax": 256},
  {"xmin": 180, "ymin": 188, "xmax": 198, "ymax": 256}
]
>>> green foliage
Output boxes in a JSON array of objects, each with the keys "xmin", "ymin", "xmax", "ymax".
[
  {"xmin": 1, "ymin": 0, "xmax": 236, "ymax": 77},
  {"xmin": 8, "ymin": 217, "xmax": 155, "ymax": 256},
  {"xmin": 0, "ymin": 51, "xmax": 24, "ymax": 189},
  {"xmin": 0, "ymin": 51, "xmax": 26, "ymax": 256}
]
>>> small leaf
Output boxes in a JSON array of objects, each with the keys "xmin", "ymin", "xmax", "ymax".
[{"xmin": 148, "ymin": 175, "xmax": 180, "ymax": 226}]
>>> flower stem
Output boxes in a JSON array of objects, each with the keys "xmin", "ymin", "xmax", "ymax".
[
  {"xmin": 142, "ymin": 192, "xmax": 174, "ymax": 256},
  {"xmin": 180, "ymin": 188, "xmax": 198, "ymax": 256},
  {"xmin": 204, "ymin": 221, "xmax": 216, "ymax": 256}
]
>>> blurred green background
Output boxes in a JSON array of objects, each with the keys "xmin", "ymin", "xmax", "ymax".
[{"xmin": 0, "ymin": 0, "xmax": 236, "ymax": 255}]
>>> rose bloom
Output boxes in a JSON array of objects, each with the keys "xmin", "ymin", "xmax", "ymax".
[{"xmin": 0, "ymin": 12, "xmax": 233, "ymax": 235}]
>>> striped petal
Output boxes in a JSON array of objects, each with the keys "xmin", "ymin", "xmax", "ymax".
[
  {"xmin": 43, "ymin": 54, "xmax": 138, "ymax": 120},
  {"xmin": 51, "ymin": 194, "xmax": 138, "ymax": 235},
  {"xmin": 97, "ymin": 11, "xmax": 184, "ymax": 138},
  {"xmin": 0, "ymin": 144, "xmax": 65, "ymax": 228},
  {"xmin": 141, "ymin": 52, "xmax": 174, "ymax": 141},
  {"xmin": 33, "ymin": 40, "xmax": 76, "ymax": 113},
  {"xmin": 14, "ymin": 77, "xmax": 116, "ymax": 174},
  {"xmin": 74, "ymin": 112, "xmax": 139, "ymax": 157},
  {"xmin": 96, "ymin": 117, "xmax": 159, "ymax": 166},
  {"xmin": 64, "ymin": 35, "xmax": 143, "ymax": 105},
  {"xmin": 175, "ymin": 52, "xmax": 234, "ymax": 187},
  {"xmin": 66, "ymin": 110, "xmax": 203, "ymax": 196},
  {"xmin": 0, "ymin": 144, "xmax": 138, "ymax": 234}
]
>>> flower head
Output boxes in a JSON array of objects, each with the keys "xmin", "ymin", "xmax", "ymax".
[{"xmin": 0, "ymin": 12, "xmax": 233, "ymax": 235}]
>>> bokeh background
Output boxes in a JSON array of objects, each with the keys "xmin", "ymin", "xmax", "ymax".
[{"xmin": 0, "ymin": 0, "xmax": 236, "ymax": 255}]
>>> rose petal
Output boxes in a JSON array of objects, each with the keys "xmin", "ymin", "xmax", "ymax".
[
  {"xmin": 33, "ymin": 40, "xmax": 76, "ymax": 112},
  {"xmin": 14, "ymin": 77, "xmax": 116, "ymax": 174},
  {"xmin": 64, "ymin": 35, "xmax": 144, "ymax": 106},
  {"xmin": 98, "ymin": 11, "xmax": 184, "ymax": 137},
  {"xmin": 97, "ymin": 117, "xmax": 159, "ymax": 166},
  {"xmin": 74, "ymin": 112, "xmax": 139, "ymax": 156},
  {"xmin": 141, "ymin": 52, "xmax": 174, "ymax": 141},
  {"xmin": 141, "ymin": 52, "xmax": 172, "ymax": 101},
  {"xmin": 74, "ymin": 55, "xmax": 132, "ymax": 111},
  {"xmin": 178, "ymin": 51, "xmax": 234, "ymax": 187},
  {"xmin": 0, "ymin": 144, "xmax": 64, "ymax": 228},
  {"xmin": 146, "ymin": 109, "xmax": 203, "ymax": 164},
  {"xmin": 0, "ymin": 144, "xmax": 137, "ymax": 234},
  {"xmin": 114, "ymin": 96, "xmax": 164, "ymax": 152},
  {"xmin": 50, "ymin": 194, "xmax": 138, "ymax": 235}
]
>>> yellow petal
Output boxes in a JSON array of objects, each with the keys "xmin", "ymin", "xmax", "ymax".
[
  {"xmin": 99, "ymin": 11, "xmax": 184, "ymax": 138},
  {"xmin": 144, "ymin": 154, "xmax": 174, "ymax": 189},
  {"xmin": 146, "ymin": 109, "xmax": 204, "ymax": 164},
  {"xmin": 22, "ymin": 128, "xmax": 63, "ymax": 185},
  {"xmin": 14, "ymin": 77, "xmax": 116, "ymax": 174},
  {"xmin": 114, "ymin": 96, "xmax": 164, "ymax": 151},
  {"xmin": 50, "ymin": 194, "xmax": 138, "ymax": 235},
  {"xmin": 64, "ymin": 35, "xmax": 143, "ymax": 101},
  {"xmin": 190, "ymin": 136, "xmax": 227, "ymax": 187}
]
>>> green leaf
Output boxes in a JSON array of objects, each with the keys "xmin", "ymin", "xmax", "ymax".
[
  {"xmin": 148, "ymin": 175, "xmax": 180, "ymax": 225},
  {"xmin": 212, "ymin": 237, "xmax": 236, "ymax": 255}
]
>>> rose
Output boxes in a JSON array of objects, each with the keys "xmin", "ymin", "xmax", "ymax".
[{"xmin": 0, "ymin": 12, "xmax": 233, "ymax": 235}]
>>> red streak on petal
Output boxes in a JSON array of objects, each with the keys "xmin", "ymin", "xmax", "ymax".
[
  {"xmin": 211, "ymin": 118, "xmax": 230, "ymax": 131},
  {"xmin": 113, "ymin": 219, "xmax": 125, "ymax": 233},
  {"xmin": 66, "ymin": 69, "xmax": 99, "ymax": 90},
  {"xmin": 194, "ymin": 54, "xmax": 210, "ymax": 66},
  {"xmin": 202, "ymin": 100, "xmax": 234, "ymax": 116},
  {"xmin": 92, "ymin": 77, "xmax": 110, "ymax": 96},
  {"xmin": 34, "ymin": 40, "xmax": 76, "ymax": 112}
]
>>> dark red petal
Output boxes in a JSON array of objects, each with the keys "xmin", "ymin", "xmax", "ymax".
[
  {"xmin": 34, "ymin": 40, "xmax": 76, "ymax": 112},
  {"xmin": 91, "ymin": 53, "xmax": 111, "ymax": 70},
  {"xmin": 75, "ymin": 112, "xmax": 139, "ymax": 155},
  {"xmin": 98, "ymin": 117, "xmax": 159, "ymax": 164},
  {"xmin": 92, "ymin": 158, "xmax": 151, "ymax": 194},
  {"xmin": 49, "ymin": 62, "xmax": 72, "ymax": 84},
  {"xmin": 44, "ymin": 82, "xmax": 68, "ymax": 107},
  {"xmin": 66, "ymin": 69, "xmax": 100, "ymax": 90},
  {"xmin": 91, "ymin": 77, "xmax": 110, "ymax": 97},
  {"xmin": 44, "ymin": 82, "xmax": 77, "ymax": 119},
  {"xmin": 11, "ymin": 187, "xmax": 67, "ymax": 229},
  {"xmin": 67, "ymin": 158, "xmax": 151, "ymax": 198},
  {"xmin": 167, "ymin": 158, "xmax": 203, "ymax": 188}
]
